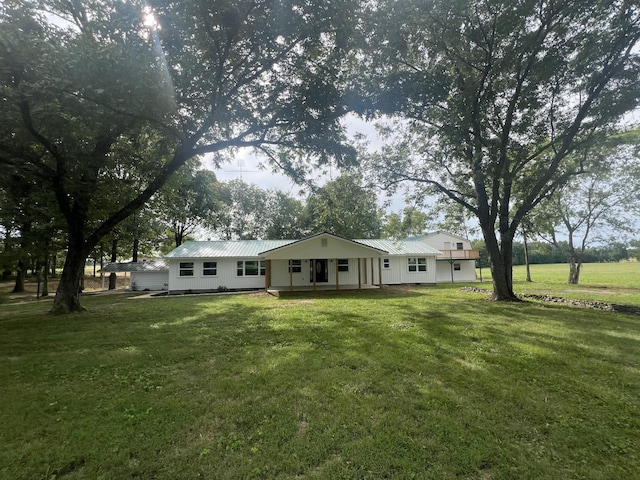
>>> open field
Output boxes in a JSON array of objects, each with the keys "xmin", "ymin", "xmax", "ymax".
[
  {"xmin": 1, "ymin": 279, "xmax": 639, "ymax": 479},
  {"xmin": 476, "ymin": 261, "xmax": 640, "ymax": 306}
]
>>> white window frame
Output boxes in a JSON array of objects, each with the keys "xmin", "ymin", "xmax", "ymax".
[
  {"xmin": 338, "ymin": 259, "xmax": 349, "ymax": 272},
  {"xmin": 203, "ymin": 261, "xmax": 217, "ymax": 276},
  {"xmin": 237, "ymin": 260, "xmax": 266, "ymax": 277},
  {"xmin": 383, "ymin": 258, "xmax": 390, "ymax": 269},
  {"xmin": 408, "ymin": 257, "xmax": 427, "ymax": 272},
  {"xmin": 453, "ymin": 262, "xmax": 461, "ymax": 271},
  {"xmin": 179, "ymin": 262, "xmax": 194, "ymax": 277},
  {"xmin": 289, "ymin": 259, "xmax": 302, "ymax": 273}
]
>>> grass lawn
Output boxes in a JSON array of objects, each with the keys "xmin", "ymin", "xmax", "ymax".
[
  {"xmin": 1, "ymin": 280, "xmax": 639, "ymax": 480},
  {"xmin": 478, "ymin": 261, "xmax": 640, "ymax": 306}
]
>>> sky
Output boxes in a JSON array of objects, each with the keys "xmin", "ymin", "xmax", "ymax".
[{"xmin": 206, "ymin": 114, "xmax": 410, "ymax": 214}]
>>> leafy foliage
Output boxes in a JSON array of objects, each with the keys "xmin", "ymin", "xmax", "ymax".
[
  {"xmin": 305, "ymin": 174, "xmax": 383, "ymax": 238},
  {"xmin": 357, "ymin": 0, "xmax": 640, "ymax": 299},
  {"xmin": 528, "ymin": 135, "xmax": 640, "ymax": 283},
  {"xmin": 0, "ymin": 0, "xmax": 358, "ymax": 312},
  {"xmin": 381, "ymin": 206, "xmax": 430, "ymax": 240},
  {"xmin": 156, "ymin": 164, "xmax": 221, "ymax": 247}
]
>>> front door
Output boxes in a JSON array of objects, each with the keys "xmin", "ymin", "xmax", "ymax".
[{"xmin": 310, "ymin": 259, "xmax": 329, "ymax": 283}]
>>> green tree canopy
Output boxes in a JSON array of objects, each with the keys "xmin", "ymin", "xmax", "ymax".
[
  {"xmin": 0, "ymin": 0, "xmax": 358, "ymax": 312},
  {"xmin": 156, "ymin": 165, "xmax": 221, "ymax": 247},
  {"xmin": 529, "ymin": 134, "xmax": 640, "ymax": 284},
  {"xmin": 381, "ymin": 206, "xmax": 430, "ymax": 240},
  {"xmin": 305, "ymin": 174, "xmax": 383, "ymax": 239},
  {"xmin": 357, "ymin": 0, "xmax": 640, "ymax": 300}
]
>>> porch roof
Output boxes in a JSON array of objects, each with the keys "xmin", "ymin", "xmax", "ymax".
[{"xmin": 259, "ymin": 232, "xmax": 388, "ymax": 260}]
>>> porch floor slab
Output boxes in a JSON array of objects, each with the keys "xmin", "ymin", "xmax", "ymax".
[{"xmin": 267, "ymin": 284, "xmax": 380, "ymax": 295}]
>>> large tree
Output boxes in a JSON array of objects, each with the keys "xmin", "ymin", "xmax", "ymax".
[
  {"xmin": 381, "ymin": 206, "xmax": 430, "ymax": 240},
  {"xmin": 156, "ymin": 165, "xmax": 221, "ymax": 247},
  {"xmin": 215, "ymin": 179, "xmax": 271, "ymax": 240},
  {"xmin": 358, "ymin": 0, "xmax": 640, "ymax": 300},
  {"xmin": 264, "ymin": 190, "xmax": 309, "ymax": 240},
  {"xmin": 531, "ymin": 139, "xmax": 640, "ymax": 284},
  {"xmin": 0, "ymin": 0, "xmax": 357, "ymax": 312},
  {"xmin": 305, "ymin": 174, "xmax": 383, "ymax": 238}
]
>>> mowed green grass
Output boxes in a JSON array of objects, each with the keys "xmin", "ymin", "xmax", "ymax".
[
  {"xmin": 479, "ymin": 261, "xmax": 640, "ymax": 306},
  {"xmin": 1, "ymin": 281, "xmax": 639, "ymax": 480}
]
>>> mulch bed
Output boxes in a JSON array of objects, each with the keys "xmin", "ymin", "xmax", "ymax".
[{"xmin": 461, "ymin": 286, "xmax": 640, "ymax": 316}]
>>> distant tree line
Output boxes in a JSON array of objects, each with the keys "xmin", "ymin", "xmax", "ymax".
[
  {"xmin": 472, "ymin": 240, "xmax": 637, "ymax": 269},
  {"xmin": 2, "ymin": 0, "xmax": 639, "ymax": 310}
]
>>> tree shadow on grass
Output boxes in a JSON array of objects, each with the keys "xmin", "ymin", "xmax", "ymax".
[
  {"xmin": 5, "ymin": 288, "xmax": 638, "ymax": 479},
  {"xmin": 175, "ymin": 292, "xmax": 640, "ymax": 478}
]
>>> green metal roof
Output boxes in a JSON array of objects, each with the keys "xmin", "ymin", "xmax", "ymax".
[
  {"xmin": 355, "ymin": 239, "xmax": 441, "ymax": 256},
  {"xmin": 404, "ymin": 231, "xmax": 470, "ymax": 242},
  {"xmin": 164, "ymin": 240, "xmax": 296, "ymax": 259},
  {"xmin": 101, "ymin": 259, "xmax": 168, "ymax": 272},
  {"xmin": 258, "ymin": 232, "xmax": 388, "ymax": 256},
  {"xmin": 164, "ymin": 237, "xmax": 440, "ymax": 259}
]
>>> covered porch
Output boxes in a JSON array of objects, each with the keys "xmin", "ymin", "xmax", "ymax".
[{"xmin": 259, "ymin": 233, "xmax": 388, "ymax": 292}]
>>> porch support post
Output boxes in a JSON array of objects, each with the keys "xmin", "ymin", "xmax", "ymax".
[
  {"xmin": 364, "ymin": 258, "xmax": 368, "ymax": 284},
  {"xmin": 371, "ymin": 258, "xmax": 374, "ymax": 286},
  {"xmin": 358, "ymin": 258, "xmax": 362, "ymax": 290},
  {"xmin": 335, "ymin": 258, "xmax": 339, "ymax": 290},
  {"xmin": 289, "ymin": 259, "xmax": 293, "ymax": 291},
  {"xmin": 266, "ymin": 260, "xmax": 271, "ymax": 290},
  {"xmin": 312, "ymin": 259, "xmax": 316, "ymax": 291},
  {"xmin": 378, "ymin": 257, "xmax": 383, "ymax": 287}
]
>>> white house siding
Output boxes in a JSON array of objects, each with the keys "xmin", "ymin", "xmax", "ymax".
[
  {"xmin": 271, "ymin": 259, "xmax": 307, "ymax": 287},
  {"xmin": 270, "ymin": 256, "xmax": 438, "ymax": 288},
  {"xmin": 420, "ymin": 232, "xmax": 473, "ymax": 250},
  {"xmin": 270, "ymin": 258, "xmax": 380, "ymax": 288},
  {"xmin": 373, "ymin": 256, "xmax": 437, "ymax": 285},
  {"xmin": 435, "ymin": 260, "xmax": 477, "ymax": 282},
  {"xmin": 168, "ymin": 258, "xmax": 267, "ymax": 292},
  {"xmin": 164, "ymin": 235, "xmax": 441, "ymax": 292},
  {"xmin": 131, "ymin": 272, "xmax": 169, "ymax": 291}
]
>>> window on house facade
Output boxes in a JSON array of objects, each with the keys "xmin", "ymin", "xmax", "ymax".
[
  {"xmin": 237, "ymin": 260, "xmax": 265, "ymax": 276},
  {"xmin": 289, "ymin": 259, "xmax": 302, "ymax": 273},
  {"xmin": 203, "ymin": 261, "xmax": 217, "ymax": 276},
  {"xmin": 179, "ymin": 262, "xmax": 194, "ymax": 276},
  {"xmin": 454, "ymin": 263, "xmax": 461, "ymax": 271},
  {"xmin": 338, "ymin": 259, "xmax": 349, "ymax": 272},
  {"xmin": 456, "ymin": 242, "xmax": 464, "ymax": 250},
  {"xmin": 408, "ymin": 257, "xmax": 427, "ymax": 272},
  {"xmin": 383, "ymin": 258, "xmax": 390, "ymax": 269}
]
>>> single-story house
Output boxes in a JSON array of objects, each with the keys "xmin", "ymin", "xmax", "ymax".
[
  {"xmin": 406, "ymin": 231, "xmax": 480, "ymax": 282},
  {"xmin": 100, "ymin": 258, "xmax": 169, "ymax": 291},
  {"xmin": 163, "ymin": 232, "xmax": 442, "ymax": 293},
  {"xmin": 101, "ymin": 231, "xmax": 480, "ymax": 293}
]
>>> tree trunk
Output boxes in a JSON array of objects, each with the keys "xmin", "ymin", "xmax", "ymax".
[
  {"xmin": 568, "ymin": 256, "xmax": 581, "ymax": 284},
  {"xmin": 523, "ymin": 232, "xmax": 532, "ymax": 282},
  {"xmin": 108, "ymin": 238, "xmax": 117, "ymax": 290},
  {"xmin": 42, "ymin": 251, "xmax": 49, "ymax": 297},
  {"xmin": 51, "ymin": 248, "xmax": 87, "ymax": 313},
  {"xmin": 174, "ymin": 227, "xmax": 184, "ymax": 248},
  {"xmin": 132, "ymin": 237, "xmax": 139, "ymax": 262},
  {"xmin": 1, "ymin": 227, "xmax": 11, "ymax": 280},
  {"xmin": 481, "ymin": 223, "xmax": 519, "ymax": 301},
  {"xmin": 12, "ymin": 260, "xmax": 26, "ymax": 293}
]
